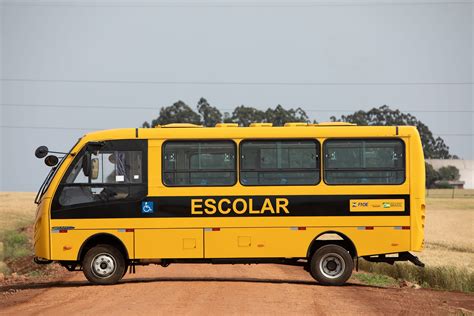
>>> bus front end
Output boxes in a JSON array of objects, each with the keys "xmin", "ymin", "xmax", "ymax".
[{"xmin": 34, "ymin": 197, "xmax": 52, "ymax": 263}]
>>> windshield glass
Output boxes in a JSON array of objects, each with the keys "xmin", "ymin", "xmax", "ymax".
[{"xmin": 34, "ymin": 138, "xmax": 82, "ymax": 204}]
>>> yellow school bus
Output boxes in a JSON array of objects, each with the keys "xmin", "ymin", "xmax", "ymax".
[{"xmin": 33, "ymin": 122, "xmax": 425, "ymax": 285}]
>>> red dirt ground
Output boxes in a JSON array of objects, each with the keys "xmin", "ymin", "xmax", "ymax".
[{"xmin": 1, "ymin": 264, "xmax": 473, "ymax": 315}]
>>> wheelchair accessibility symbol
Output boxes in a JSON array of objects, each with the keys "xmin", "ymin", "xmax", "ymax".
[{"xmin": 141, "ymin": 201, "xmax": 154, "ymax": 214}]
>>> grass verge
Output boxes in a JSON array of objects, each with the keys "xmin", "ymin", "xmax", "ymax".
[
  {"xmin": 0, "ymin": 229, "xmax": 34, "ymax": 275},
  {"xmin": 0, "ymin": 192, "xmax": 37, "ymax": 276},
  {"xmin": 2, "ymin": 229, "xmax": 32, "ymax": 259},
  {"xmin": 359, "ymin": 259, "xmax": 474, "ymax": 293},
  {"xmin": 354, "ymin": 272, "xmax": 399, "ymax": 287}
]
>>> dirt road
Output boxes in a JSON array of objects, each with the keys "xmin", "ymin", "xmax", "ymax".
[{"xmin": 1, "ymin": 264, "xmax": 473, "ymax": 315}]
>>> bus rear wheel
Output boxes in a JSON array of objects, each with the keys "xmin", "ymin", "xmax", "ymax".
[
  {"xmin": 309, "ymin": 244, "xmax": 353, "ymax": 286},
  {"xmin": 83, "ymin": 244, "xmax": 125, "ymax": 285}
]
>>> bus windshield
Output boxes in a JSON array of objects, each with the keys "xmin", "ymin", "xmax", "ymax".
[{"xmin": 34, "ymin": 138, "xmax": 82, "ymax": 204}]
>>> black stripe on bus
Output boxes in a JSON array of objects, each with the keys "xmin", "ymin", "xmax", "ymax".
[{"xmin": 51, "ymin": 194, "xmax": 410, "ymax": 219}]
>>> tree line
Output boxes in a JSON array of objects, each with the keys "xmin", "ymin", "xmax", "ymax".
[
  {"xmin": 425, "ymin": 164, "xmax": 461, "ymax": 189},
  {"xmin": 142, "ymin": 98, "xmax": 311, "ymax": 129},
  {"xmin": 142, "ymin": 98, "xmax": 460, "ymax": 187},
  {"xmin": 142, "ymin": 98, "xmax": 455, "ymax": 159}
]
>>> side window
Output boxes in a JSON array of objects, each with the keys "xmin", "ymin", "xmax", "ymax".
[
  {"xmin": 163, "ymin": 141, "xmax": 236, "ymax": 186},
  {"xmin": 240, "ymin": 140, "xmax": 320, "ymax": 185},
  {"xmin": 324, "ymin": 139, "xmax": 405, "ymax": 185},
  {"xmin": 57, "ymin": 141, "xmax": 146, "ymax": 207}
]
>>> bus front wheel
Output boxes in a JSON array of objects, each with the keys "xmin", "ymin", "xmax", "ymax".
[
  {"xmin": 82, "ymin": 244, "xmax": 126, "ymax": 285},
  {"xmin": 309, "ymin": 244, "xmax": 353, "ymax": 286}
]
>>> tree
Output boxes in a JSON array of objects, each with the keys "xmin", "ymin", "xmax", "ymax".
[
  {"xmin": 144, "ymin": 100, "xmax": 314, "ymax": 128},
  {"xmin": 143, "ymin": 100, "xmax": 201, "ymax": 127},
  {"xmin": 197, "ymin": 98, "xmax": 222, "ymax": 127},
  {"xmin": 330, "ymin": 105, "xmax": 455, "ymax": 159},
  {"xmin": 223, "ymin": 111, "xmax": 233, "ymax": 123},
  {"xmin": 264, "ymin": 105, "xmax": 309, "ymax": 126},
  {"xmin": 438, "ymin": 165, "xmax": 460, "ymax": 181},
  {"xmin": 425, "ymin": 162, "xmax": 440, "ymax": 188},
  {"xmin": 229, "ymin": 104, "xmax": 310, "ymax": 126},
  {"xmin": 230, "ymin": 105, "xmax": 266, "ymax": 126}
]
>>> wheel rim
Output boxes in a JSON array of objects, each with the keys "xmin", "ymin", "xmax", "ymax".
[
  {"xmin": 91, "ymin": 253, "xmax": 116, "ymax": 278},
  {"xmin": 319, "ymin": 253, "xmax": 345, "ymax": 279}
]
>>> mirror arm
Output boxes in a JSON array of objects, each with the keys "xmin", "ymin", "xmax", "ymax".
[{"xmin": 48, "ymin": 150, "xmax": 70, "ymax": 155}]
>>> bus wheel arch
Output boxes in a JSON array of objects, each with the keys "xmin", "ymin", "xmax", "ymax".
[
  {"xmin": 78, "ymin": 233, "xmax": 130, "ymax": 263},
  {"xmin": 307, "ymin": 231, "xmax": 358, "ymax": 259}
]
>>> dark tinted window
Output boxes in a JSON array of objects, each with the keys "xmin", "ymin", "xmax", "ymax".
[
  {"xmin": 324, "ymin": 139, "xmax": 404, "ymax": 185},
  {"xmin": 163, "ymin": 141, "xmax": 236, "ymax": 186},
  {"xmin": 240, "ymin": 140, "xmax": 320, "ymax": 185}
]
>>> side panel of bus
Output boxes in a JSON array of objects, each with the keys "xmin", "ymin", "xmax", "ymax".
[
  {"xmin": 204, "ymin": 227, "xmax": 410, "ymax": 258},
  {"xmin": 145, "ymin": 136, "xmax": 412, "ymax": 259},
  {"xmin": 134, "ymin": 229, "xmax": 203, "ymax": 259},
  {"xmin": 50, "ymin": 229, "xmax": 134, "ymax": 261}
]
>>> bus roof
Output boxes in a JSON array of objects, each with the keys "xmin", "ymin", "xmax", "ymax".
[{"xmin": 81, "ymin": 124, "xmax": 419, "ymax": 144}]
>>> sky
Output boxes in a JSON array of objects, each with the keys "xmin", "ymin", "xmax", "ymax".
[{"xmin": 1, "ymin": 0, "xmax": 473, "ymax": 191}]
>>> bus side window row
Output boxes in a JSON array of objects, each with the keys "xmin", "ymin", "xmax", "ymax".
[{"xmin": 162, "ymin": 139, "xmax": 405, "ymax": 187}]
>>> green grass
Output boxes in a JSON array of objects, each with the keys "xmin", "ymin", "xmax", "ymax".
[
  {"xmin": 359, "ymin": 260, "xmax": 474, "ymax": 293},
  {"xmin": 354, "ymin": 272, "xmax": 398, "ymax": 287},
  {"xmin": 2, "ymin": 229, "xmax": 32, "ymax": 260},
  {"xmin": 0, "ymin": 229, "xmax": 34, "ymax": 275},
  {"xmin": 28, "ymin": 270, "xmax": 43, "ymax": 277}
]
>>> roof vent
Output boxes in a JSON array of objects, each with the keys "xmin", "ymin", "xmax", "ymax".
[
  {"xmin": 158, "ymin": 123, "xmax": 203, "ymax": 128},
  {"xmin": 284, "ymin": 122, "xmax": 308, "ymax": 127},
  {"xmin": 316, "ymin": 122, "xmax": 356, "ymax": 126},
  {"xmin": 215, "ymin": 123, "xmax": 238, "ymax": 128},
  {"xmin": 249, "ymin": 123, "xmax": 273, "ymax": 127}
]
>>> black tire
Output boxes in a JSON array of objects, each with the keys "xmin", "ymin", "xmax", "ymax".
[
  {"xmin": 82, "ymin": 244, "xmax": 126, "ymax": 285},
  {"xmin": 122, "ymin": 264, "xmax": 129, "ymax": 278},
  {"xmin": 309, "ymin": 244, "xmax": 353, "ymax": 286}
]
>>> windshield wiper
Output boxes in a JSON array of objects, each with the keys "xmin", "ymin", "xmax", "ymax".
[{"xmin": 34, "ymin": 168, "xmax": 56, "ymax": 204}]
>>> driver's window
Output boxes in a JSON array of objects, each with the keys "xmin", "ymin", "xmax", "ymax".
[
  {"xmin": 58, "ymin": 145, "xmax": 144, "ymax": 207},
  {"xmin": 91, "ymin": 151, "xmax": 142, "ymax": 184}
]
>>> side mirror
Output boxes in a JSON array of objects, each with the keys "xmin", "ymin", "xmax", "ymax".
[
  {"xmin": 35, "ymin": 146, "xmax": 49, "ymax": 158},
  {"xmin": 90, "ymin": 158, "xmax": 99, "ymax": 180},
  {"xmin": 82, "ymin": 153, "xmax": 91, "ymax": 177},
  {"xmin": 44, "ymin": 155, "xmax": 59, "ymax": 167}
]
